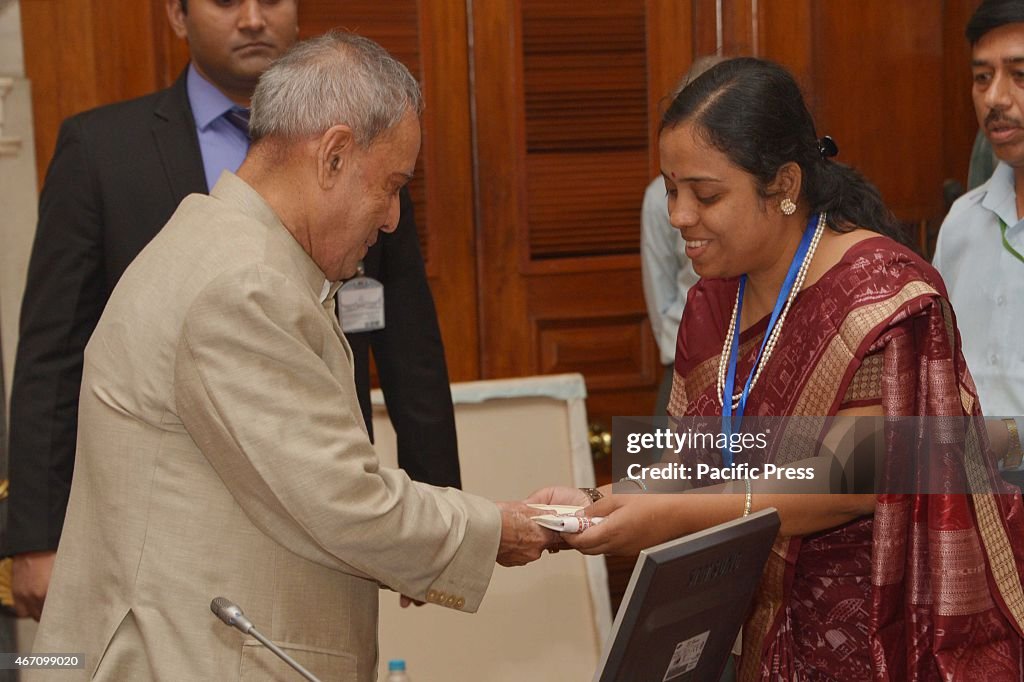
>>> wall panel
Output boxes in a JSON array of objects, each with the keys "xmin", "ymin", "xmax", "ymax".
[
  {"xmin": 21, "ymin": 0, "xmax": 985, "ymax": 419},
  {"xmin": 22, "ymin": 0, "xmax": 162, "ymax": 185},
  {"xmin": 25, "ymin": 0, "xmax": 481, "ymax": 383}
]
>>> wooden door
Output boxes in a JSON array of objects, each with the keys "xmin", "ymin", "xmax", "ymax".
[
  {"xmin": 471, "ymin": 0, "xmax": 689, "ymax": 430},
  {"xmin": 297, "ymin": 1, "xmax": 480, "ymax": 382}
]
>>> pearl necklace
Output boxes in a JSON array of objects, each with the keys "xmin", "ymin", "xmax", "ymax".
[{"xmin": 716, "ymin": 211, "xmax": 827, "ymax": 409}]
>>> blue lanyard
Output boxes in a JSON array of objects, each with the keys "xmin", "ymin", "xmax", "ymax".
[{"xmin": 721, "ymin": 213, "xmax": 820, "ymax": 466}]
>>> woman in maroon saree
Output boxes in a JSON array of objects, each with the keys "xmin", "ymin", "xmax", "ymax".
[
  {"xmin": 674, "ymin": 238, "xmax": 1024, "ymax": 680},
  {"xmin": 530, "ymin": 57, "xmax": 1024, "ymax": 680}
]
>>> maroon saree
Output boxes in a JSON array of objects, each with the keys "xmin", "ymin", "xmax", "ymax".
[{"xmin": 667, "ymin": 237, "xmax": 1024, "ymax": 680}]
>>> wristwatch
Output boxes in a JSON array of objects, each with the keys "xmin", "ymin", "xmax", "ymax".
[{"xmin": 579, "ymin": 487, "xmax": 604, "ymax": 504}]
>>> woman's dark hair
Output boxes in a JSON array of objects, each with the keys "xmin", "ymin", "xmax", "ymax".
[
  {"xmin": 966, "ymin": 0, "xmax": 1024, "ymax": 45},
  {"xmin": 660, "ymin": 57, "xmax": 906, "ymax": 243}
]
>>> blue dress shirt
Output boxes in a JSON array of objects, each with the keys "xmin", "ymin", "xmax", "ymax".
[{"xmin": 186, "ymin": 64, "xmax": 249, "ymax": 190}]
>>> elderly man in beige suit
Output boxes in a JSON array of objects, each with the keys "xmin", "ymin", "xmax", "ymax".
[{"xmin": 29, "ymin": 32, "xmax": 556, "ymax": 681}]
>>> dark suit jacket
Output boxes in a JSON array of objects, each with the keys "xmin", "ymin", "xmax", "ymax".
[{"xmin": 6, "ymin": 71, "xmax": 459, "ymax": 556}]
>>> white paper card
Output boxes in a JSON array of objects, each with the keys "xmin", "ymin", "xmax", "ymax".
[{"xmin": 338, "ymin": 276, "xmax": 385, "ymax": 333}]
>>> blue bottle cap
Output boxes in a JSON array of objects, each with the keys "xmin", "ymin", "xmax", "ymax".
[{"xmin": 388, "ymin": 660, "xmax": 407, "ymax": 672}]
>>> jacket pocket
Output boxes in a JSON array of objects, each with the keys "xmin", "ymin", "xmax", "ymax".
[{"xmin": 239, "ymin": 640, "xmax": 357, "ymax": 682}]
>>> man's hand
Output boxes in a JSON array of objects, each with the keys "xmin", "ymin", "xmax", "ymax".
[
  {"xmin": 12, "ymin": 550, "xmax": 56, "ymax": 620},
  {"xmin": 495, "ymin": 502, "xmax": 560, "ymax": 566},
  {"xmin": 524, "ymin": 486, "xmax": 592, "ymax": 508}
]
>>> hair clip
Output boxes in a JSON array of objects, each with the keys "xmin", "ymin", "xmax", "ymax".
[{"xmin": 817, "ymin": 136, "xmax": 839, "ymax": 159}]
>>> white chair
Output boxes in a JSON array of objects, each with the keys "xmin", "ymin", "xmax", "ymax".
[{"xmin": 373, "ymin": 373, "xmax": 612, "ymax": 681}]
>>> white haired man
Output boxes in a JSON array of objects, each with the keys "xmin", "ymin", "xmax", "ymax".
[
  {"xmin": 9, "ymin": 0, "xmax": 464, "ymax": 623},
  {"xmin": 28, "ymin": 32, "xmax": 555, "ymax": 681}
]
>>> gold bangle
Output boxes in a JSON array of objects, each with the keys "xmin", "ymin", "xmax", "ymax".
[
  {"xmin": 1005, "ymin": 419, "xmax": 1023, "ymax": 469},
  {"xmin": 742, "ymin": 478, "xmax": 752, "ymax": 517}
]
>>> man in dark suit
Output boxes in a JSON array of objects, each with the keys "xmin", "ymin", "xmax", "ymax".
[{"xmin": 6, "ymin": 0, "xmax": 459, "ymax": 620}]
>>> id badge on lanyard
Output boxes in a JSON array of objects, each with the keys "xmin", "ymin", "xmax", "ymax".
[{"xmin": 337, "ymin": 262, "xmax": 385, "ymax": 333}]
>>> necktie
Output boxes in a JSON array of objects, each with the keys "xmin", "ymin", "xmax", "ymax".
[{"xmin": 224, "ymin": 107, "xmax": 251, "ymax": 139}]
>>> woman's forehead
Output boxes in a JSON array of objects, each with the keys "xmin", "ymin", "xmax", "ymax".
[{"xmin": 659, "ymin": 124, "xmax": 734, "ymax": 178}]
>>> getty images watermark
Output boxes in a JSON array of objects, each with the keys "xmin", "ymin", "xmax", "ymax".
[
  {"xmin": 623, "ymin": 425, "xmax": 813, "ymax": 482},
  {"xmin": 612, "ymin": 415, "xmax": 1021, "ymax": 495}
]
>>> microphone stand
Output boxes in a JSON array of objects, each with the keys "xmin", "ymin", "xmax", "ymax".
[
  {"xmin": 245, "ymin": 629, "xmax": 321, "ymax": 682},
  {"xmin": 211, "ymin": 597, "xmax": 322, "ymax": 682}
]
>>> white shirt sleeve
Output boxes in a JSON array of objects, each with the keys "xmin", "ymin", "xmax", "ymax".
[{"xmin": 640, "ymin": 177, "xmax": 698, "ymax": 366}]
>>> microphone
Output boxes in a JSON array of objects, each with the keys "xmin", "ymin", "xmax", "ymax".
[
  {"xmin": 210, "ymin": 597, "xmax": 322, "ymax": 682},
  {"xmin": 211, "ymin": 597, "xmax": 255, "ymax": 633}
]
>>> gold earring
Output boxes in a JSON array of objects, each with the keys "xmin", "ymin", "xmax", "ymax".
[{"xmin": 780, "ymin": 198, "xmax": 796, "ymax": 216}]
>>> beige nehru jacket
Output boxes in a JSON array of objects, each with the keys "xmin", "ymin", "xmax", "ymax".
[{"xmin": 29, "ymin": 173, "xmax": 501, "ymax": 682}]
